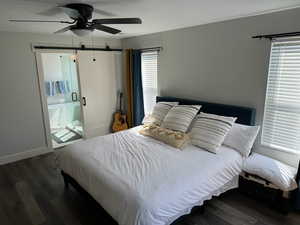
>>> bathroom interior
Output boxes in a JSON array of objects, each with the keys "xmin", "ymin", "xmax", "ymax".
[{"xmin": 41, "ymin": 52, "xmax": 83, "ymax": 148}]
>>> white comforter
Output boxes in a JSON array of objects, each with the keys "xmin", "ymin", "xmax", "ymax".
[{"xmin": 57, "ymin": 127, "xmax": 243, "ymax": 225}]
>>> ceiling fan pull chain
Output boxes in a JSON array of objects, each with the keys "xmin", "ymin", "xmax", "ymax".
[{"xmin": 91, "ymin": 32, "xmax": 96, "ymax": 62}]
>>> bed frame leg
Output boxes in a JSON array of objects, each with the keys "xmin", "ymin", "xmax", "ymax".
[{"xmin": 61, "ymin": 171, "xmax": 69, "ymax": 189}]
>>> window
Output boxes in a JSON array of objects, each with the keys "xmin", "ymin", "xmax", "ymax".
[
  {"xmin": 141, "ymin": 51, "xmax": 158, "ymax": 115},
  {"xmin": 262, "ymin": 38, "xmax": 300, "ymax": 153}
]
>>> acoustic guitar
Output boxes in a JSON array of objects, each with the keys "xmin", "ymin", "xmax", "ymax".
[{"xmin": 112, "ymin": 92, "xmax": 128, "ymax": 132}]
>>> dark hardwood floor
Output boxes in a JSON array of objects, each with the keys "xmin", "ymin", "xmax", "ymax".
[{"xmin": 0, "ymin": 153, "xmax": 299, "ymax": 225}]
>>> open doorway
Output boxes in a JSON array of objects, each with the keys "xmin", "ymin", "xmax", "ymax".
[{"xmin": 36, "ymin": 51, "xmax": 84, "ymax": 148}]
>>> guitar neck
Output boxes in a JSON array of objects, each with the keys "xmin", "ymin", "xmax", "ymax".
[{"xmin": 119, "ymin": 92, "xmax": 123, "ymax": 113}]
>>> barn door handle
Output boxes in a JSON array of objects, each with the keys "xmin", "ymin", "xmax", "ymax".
[{"xmin": 82, "ymin": 97, "xmax": 87, "ymax": 106}]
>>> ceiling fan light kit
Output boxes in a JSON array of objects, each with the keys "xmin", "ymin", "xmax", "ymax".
[
  {"xmin": 71, "ymin": 28, "xmax": 93, "ymax": 37},
  {"xmin": 9, "ymin": 3, "xmax": 142, "ymax": 36}
]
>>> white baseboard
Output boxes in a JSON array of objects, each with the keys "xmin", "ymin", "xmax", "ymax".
[{"xmin": 0, "ymin": 146, "xmax": 53, "ymax": 165}]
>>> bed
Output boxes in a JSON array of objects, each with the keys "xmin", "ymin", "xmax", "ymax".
[{"xmin": 56, "ymin": 96, "xmax": 256, "ymax": 225}]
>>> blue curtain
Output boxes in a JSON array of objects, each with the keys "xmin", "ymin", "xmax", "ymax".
[{"xmin": 132, "ymin": 50, "xmax": 145, "ymax": 126}]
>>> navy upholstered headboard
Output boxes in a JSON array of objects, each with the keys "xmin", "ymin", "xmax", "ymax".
[{"xmin": 156, "ymin": 96, "xmax": 256, "ymax": 126}]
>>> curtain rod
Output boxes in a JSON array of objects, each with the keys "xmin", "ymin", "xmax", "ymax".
[
  {"xmin": 34, "ymin": 44, "xmax": 122, "ymax": 52},
  {"xmin": 252, "ymin": 31, "xmax": 300, "ymax": 40},
  {"xmin": 138, "ymin": 47, "xmax": 163, "ymax": 52}
]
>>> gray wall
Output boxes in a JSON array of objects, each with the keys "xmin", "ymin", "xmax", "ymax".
[
  {"xmin": 0, "ymin": 31, "xmax": 121, "ymax": 158},
  {"xmin": 122, "ymin": 8, "xmax": 300, "ymax": 167}
]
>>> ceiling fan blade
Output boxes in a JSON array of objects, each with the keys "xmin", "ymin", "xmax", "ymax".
[
  {"xmin": 92, "ymin": 24, "xmax": 121, "ymax": 34},
  {"xmin": 9, "ymin": 20, "xmax": 74, "ymax": 24},
  {"xmin": 59, "ymin": 6, "xmax": 82, "ymax": 20},
  {"xmin": 92, "ymin": 18, "xmax": 142, "ymax": 24},
  {"xmin": 54, "ymin": 25, "xmax": 76, "ymax": 34},
  {"xmin": 93, "ymin": 8, "xmax": 116, "ymax": 17}
]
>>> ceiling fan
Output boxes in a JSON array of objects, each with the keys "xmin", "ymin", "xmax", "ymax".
[{"xmin": 9, "ymin": 3, "xmax": 142, "ymax": 36}]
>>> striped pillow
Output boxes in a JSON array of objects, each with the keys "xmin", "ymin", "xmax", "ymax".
[
  {"xmin": 190, "ymin": 112, "xmax": 237, "ymax": 153},
  {"xmin": 161, "ymin": 105, "xmax": 201, "ymax": 132},
  {"xmin": 142, "ymin": 102, "xmax": 179, "ymax": 125}
]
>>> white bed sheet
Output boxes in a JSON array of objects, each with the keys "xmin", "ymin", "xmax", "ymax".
[{"xmin": 57, "ymin": 126, "xmax": 243, "ymax": 225}]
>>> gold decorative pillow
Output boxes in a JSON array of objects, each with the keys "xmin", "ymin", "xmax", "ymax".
[
  {"xmin": 141, "ymin": 115, "xmax": 157, "ymax": 125},
  {"xmin": 139, "ymin": 124, "xmax": 189, "ymax": 149}
]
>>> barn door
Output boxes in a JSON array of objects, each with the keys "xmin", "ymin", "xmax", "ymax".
[{"xmin": 77, "ymin": 51, "xmax": 117, "ymax": 138}]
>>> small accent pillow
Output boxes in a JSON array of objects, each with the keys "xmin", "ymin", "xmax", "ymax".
[
  {"xmin": 190, "ymin": 112, "xmax": 237, "ymax": 153},
  {"xmin": 139, "ymin": 124, "xmax": 189, "ymax": 149},
  {"xmin": 161, "ymin": 105, "xmax": 201, "ymax": 133},
  {"xmin": 142, "ymin": 102, "xmax": 179, "ymax": 125},
  {"xmin": 223, "ymin": 123, "xmax": 260, "ymax": 157},
  {"xmin": 243, "ymin": 153, "xmax": 298, "ymax": 191}
]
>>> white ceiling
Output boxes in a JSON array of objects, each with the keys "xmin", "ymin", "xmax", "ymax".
[{"xmin": 1, "ymin": 0, "xmax": 300, "ymax": 38}]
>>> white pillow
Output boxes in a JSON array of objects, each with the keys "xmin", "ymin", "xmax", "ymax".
[
  {"xmin": 142, "ymin": 102, "xmax": 178, "ymax": 125},
  {"xmin": 243, "ymin": 153, "xmax": 298, "ymax": 191},
  {"xmin": 223, "ymin": 123, "xmax": 260, "ymax": 157},
  {"xmin": 161, "ymin": 105, "xmax": 201, "ymax": 133},
  {"xmin": 190, "ymin": 112, "xmax": 237, "ymax": 154}
]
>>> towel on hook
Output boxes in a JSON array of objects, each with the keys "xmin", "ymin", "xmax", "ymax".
[
  {"xmin": 45, "ymin": 80, "xmax": 70, "ymax": 96},
  {"xmin": 56, "ymin": 81, "xmax": 64, "ymax": 94},
  {"xmin": 56, "ymin": 80, "xmax": 71, "ymax": 94},
  {"xmin": 45, "ymin": 81, "xmax": 57, "ymax": 96},
  {"xmin": 65, "ymin": 80, "xmax": 71, "ymax": 93},
  {"xmin": 45, "ymin": 81, "xmax": 51, "ymax": 96}
]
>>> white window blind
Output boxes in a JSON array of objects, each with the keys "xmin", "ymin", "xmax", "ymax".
[
  {"xmin": 141, "ymin": 51, "xmax": 158, "ymax": 115},
  {"xmin": 262, "ymin": 38, "xmax": 300, "ymax": 153}
]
